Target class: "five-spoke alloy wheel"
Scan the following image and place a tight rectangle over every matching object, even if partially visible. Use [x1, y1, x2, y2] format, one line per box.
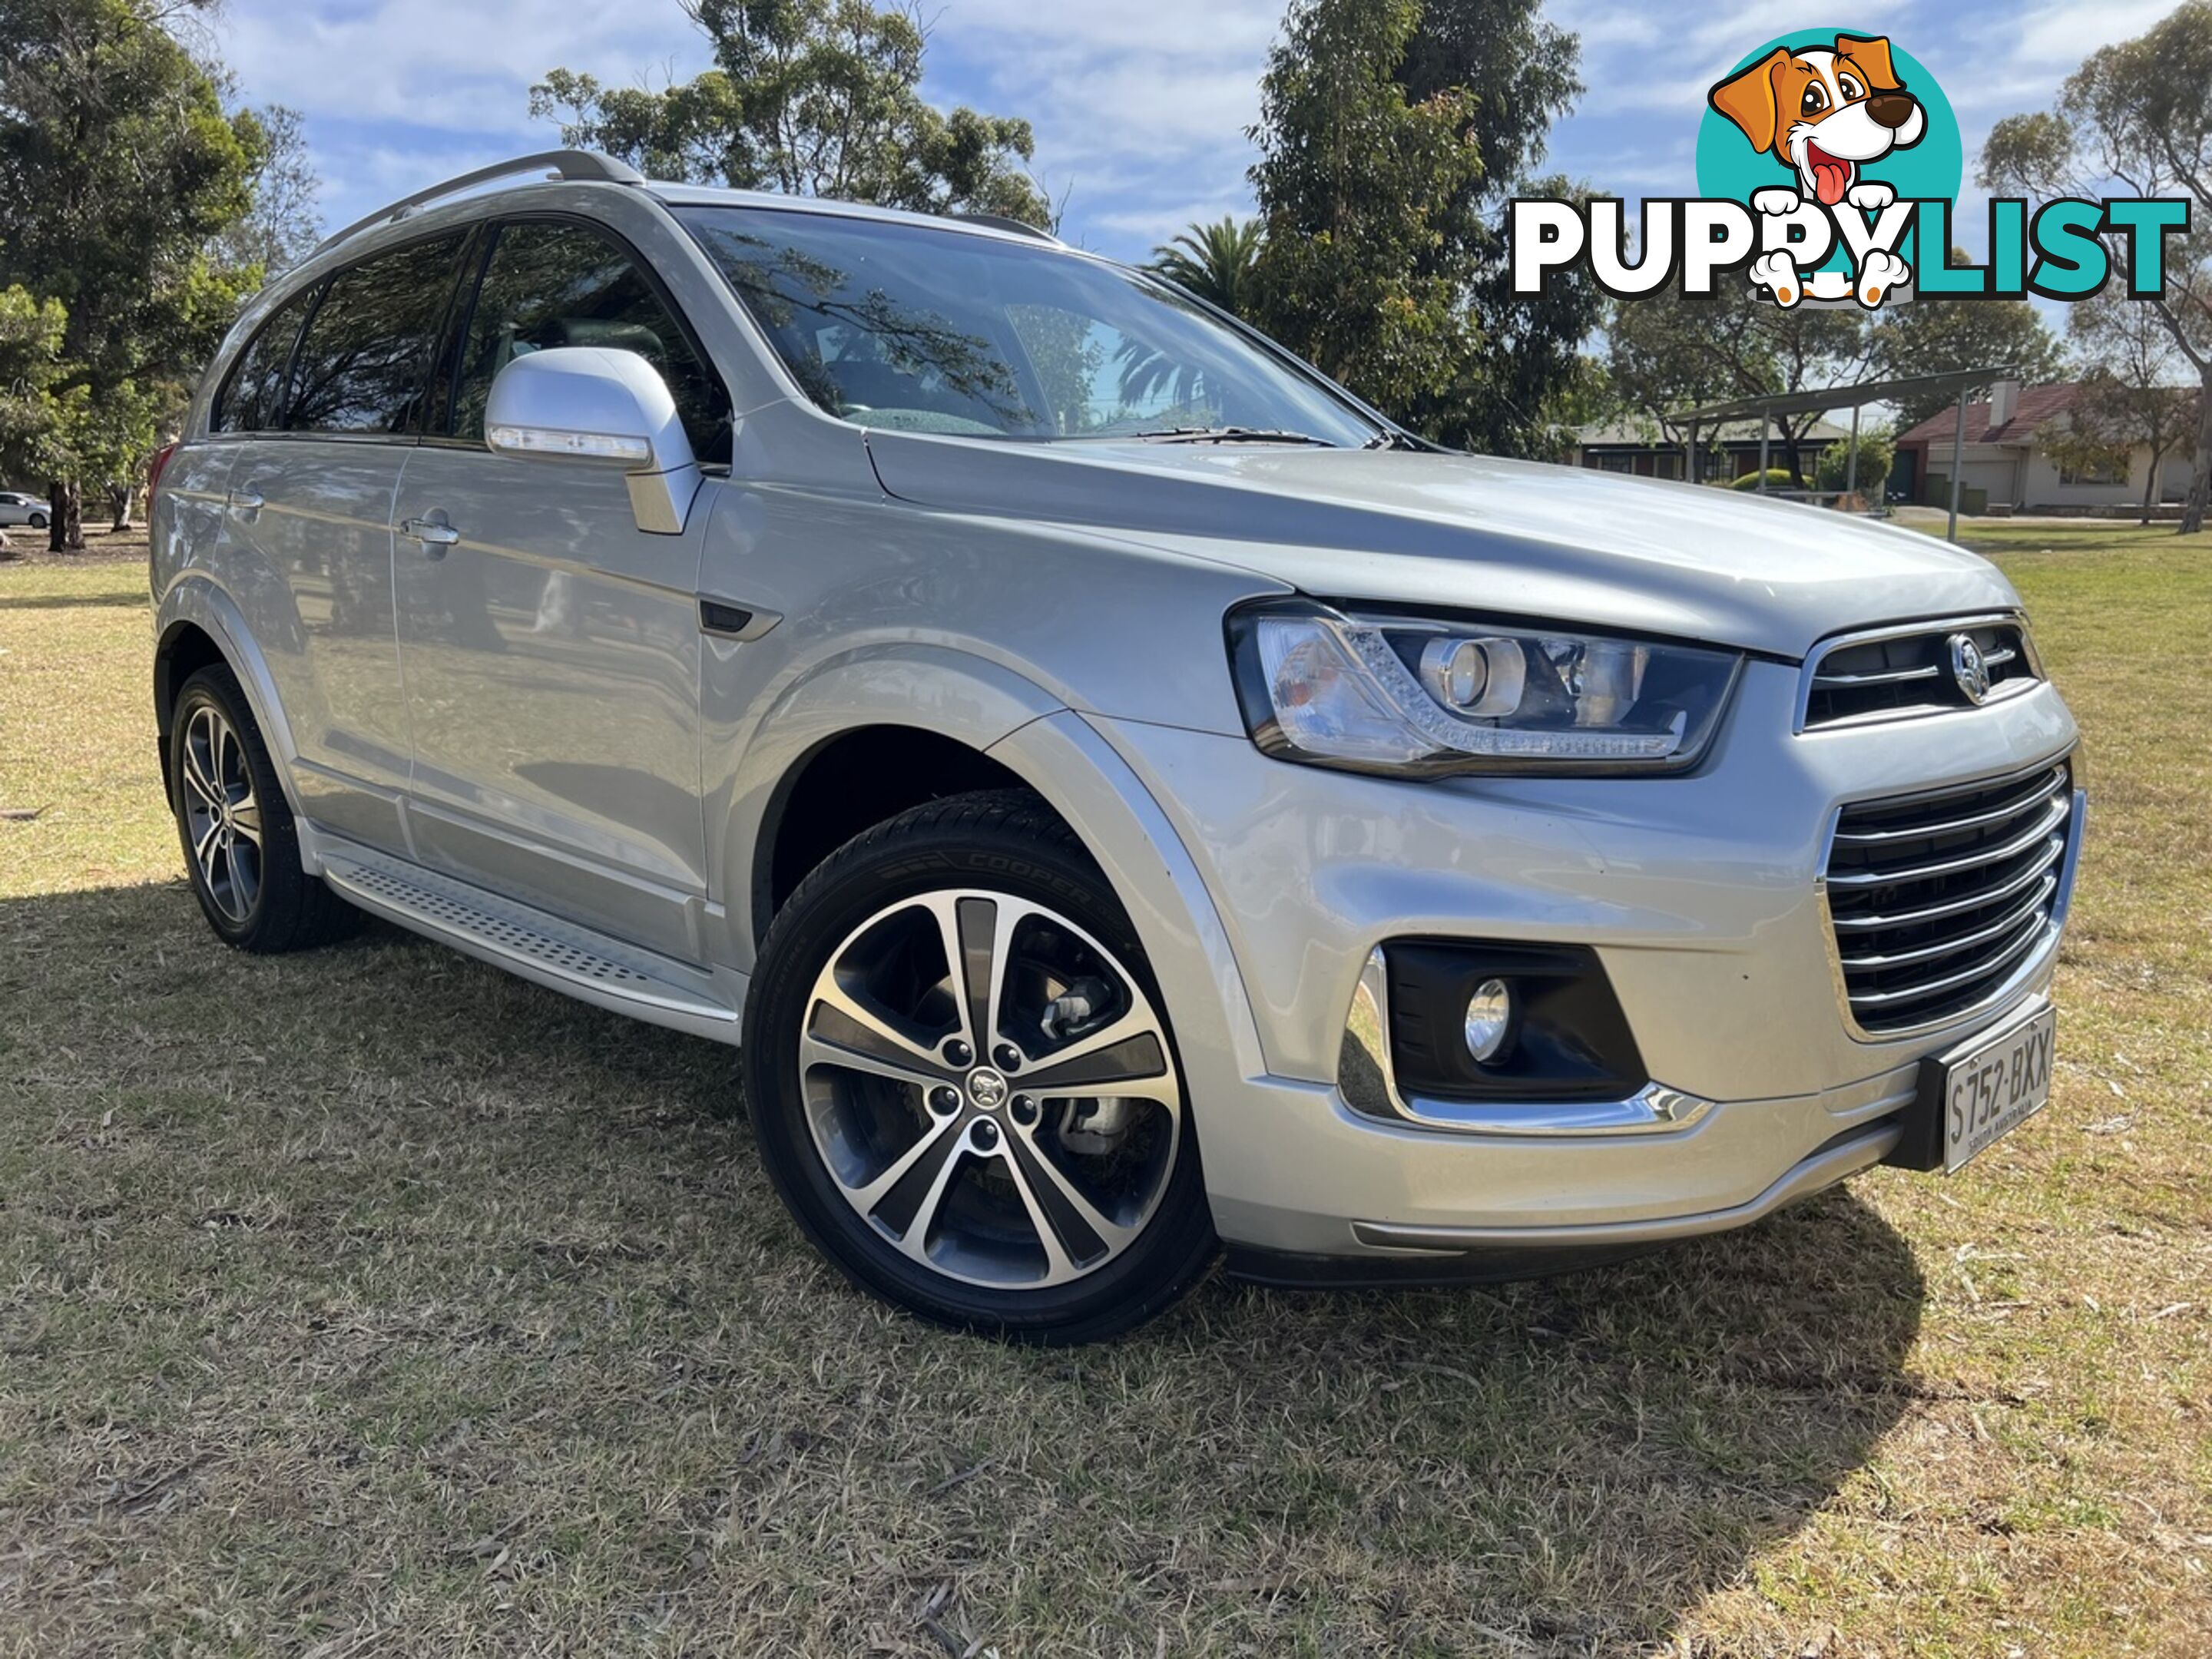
[167, 665, 359, 953]
[744, 792, 1215, 1342]
[177, 702, 264, 926]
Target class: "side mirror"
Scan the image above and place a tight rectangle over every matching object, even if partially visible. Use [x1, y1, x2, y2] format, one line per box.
[485, 347, 702, 535]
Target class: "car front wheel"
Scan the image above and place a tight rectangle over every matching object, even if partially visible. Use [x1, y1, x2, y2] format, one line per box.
[743, 790, 1215, 1343]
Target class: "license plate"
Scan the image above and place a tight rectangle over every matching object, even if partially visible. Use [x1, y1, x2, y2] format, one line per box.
[1940, 1004, 2058, 1173]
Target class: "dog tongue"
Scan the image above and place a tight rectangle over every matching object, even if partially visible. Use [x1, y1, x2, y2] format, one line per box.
[1813, 157, 1851, 206]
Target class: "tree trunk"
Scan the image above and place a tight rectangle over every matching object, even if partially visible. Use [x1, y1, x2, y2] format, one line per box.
[2183, 384, 2211, 536]
[2141, 458, 2158, 526]
[45, 479, 85, 553]
[109, 485, 134, 531]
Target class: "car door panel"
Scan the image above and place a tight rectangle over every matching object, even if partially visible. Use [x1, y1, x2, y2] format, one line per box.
[392, 450, 710, 958]
[384, 217, 728, 961]
[219, 445, 411, 849]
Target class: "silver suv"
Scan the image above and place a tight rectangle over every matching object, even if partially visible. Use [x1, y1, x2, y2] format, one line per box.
[149, 151, 2082, 1342]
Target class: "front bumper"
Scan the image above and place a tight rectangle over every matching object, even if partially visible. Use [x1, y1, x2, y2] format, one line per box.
[1081, 657, 2081, 1263]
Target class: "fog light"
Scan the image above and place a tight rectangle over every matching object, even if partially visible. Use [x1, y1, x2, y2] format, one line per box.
[1463, 979, 1513, 1064]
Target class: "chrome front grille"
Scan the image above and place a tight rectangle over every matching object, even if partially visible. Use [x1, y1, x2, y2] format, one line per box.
[1824, 760, 2077, 1035]
[1802, 619, 2039, 730]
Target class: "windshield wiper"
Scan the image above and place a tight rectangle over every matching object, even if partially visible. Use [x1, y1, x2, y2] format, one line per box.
[1361, 431, 1422, 451]
[1121, 426, 1341, 447]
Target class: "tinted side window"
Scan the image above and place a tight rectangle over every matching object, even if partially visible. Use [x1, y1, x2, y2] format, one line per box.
[452, 221, 731, 465]
[287, 234, 467, 435]
[214, 290, 316, 433]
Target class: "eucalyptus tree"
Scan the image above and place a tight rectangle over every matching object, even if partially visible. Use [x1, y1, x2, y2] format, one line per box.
[534, 0, 1051, 228]
[0, 0, 268, 545]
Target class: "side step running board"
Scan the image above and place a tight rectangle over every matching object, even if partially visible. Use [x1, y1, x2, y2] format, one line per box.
[320, 849, 741, 1041]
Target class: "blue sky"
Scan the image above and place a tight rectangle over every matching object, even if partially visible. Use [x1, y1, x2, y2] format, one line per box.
[218, 0, 2180, 264]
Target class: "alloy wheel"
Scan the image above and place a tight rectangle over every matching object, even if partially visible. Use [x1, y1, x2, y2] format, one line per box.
[178, 703, 263, 925]
[797, 889, 1182, 1290]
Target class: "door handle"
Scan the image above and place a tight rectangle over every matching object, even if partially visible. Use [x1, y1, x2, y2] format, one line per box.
[226, 488, 264, 513]
[399, 516, 462, 555]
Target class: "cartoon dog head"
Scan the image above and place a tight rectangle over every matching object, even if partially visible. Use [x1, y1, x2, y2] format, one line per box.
[1709, 35, 1926, 207]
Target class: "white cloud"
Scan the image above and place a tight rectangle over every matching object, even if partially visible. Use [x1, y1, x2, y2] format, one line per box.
[1091, 191, 1258, 247]
[220, 0, 703, 128]
[932, 0, 1282, 61]
[2001, 0, 2178, 67]
[921, 0, 1280, 250]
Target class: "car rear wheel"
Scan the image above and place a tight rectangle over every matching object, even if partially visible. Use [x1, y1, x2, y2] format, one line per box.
[168, 664, 359, 952]
[28, 511, 47, 530]
[743, 790, 1216, 1343]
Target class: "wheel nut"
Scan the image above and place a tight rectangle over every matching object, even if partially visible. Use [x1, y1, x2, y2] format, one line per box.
[972, 1119, 1001, 1150]
[1011, 1095, 1039, 1127]
[942, 1038, 973, 1068]
[930, 1086, 961, 1116]
[993, 1043, 1022, 1071]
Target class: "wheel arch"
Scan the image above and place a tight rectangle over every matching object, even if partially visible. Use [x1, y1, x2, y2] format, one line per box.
[750, 723, 1038, 947]
[720, 644, 1067, 954]
[719, 644, 1268, 1111]
[153, 582, 307, 817]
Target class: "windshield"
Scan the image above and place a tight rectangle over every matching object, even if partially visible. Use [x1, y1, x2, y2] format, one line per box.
[676, 205, 1381, 446]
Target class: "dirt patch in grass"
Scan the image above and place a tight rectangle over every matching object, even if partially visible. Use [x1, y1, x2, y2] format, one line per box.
[0, 523, 149, 568]
[2, 529, 2207, 1656]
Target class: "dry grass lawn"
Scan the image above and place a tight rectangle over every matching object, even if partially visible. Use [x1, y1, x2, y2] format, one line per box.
[0, 522, 2207, 1657]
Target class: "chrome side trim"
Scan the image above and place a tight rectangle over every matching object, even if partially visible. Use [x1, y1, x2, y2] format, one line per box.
[1337, 947, 1717, 1137]
[1349, 1119, 1902, 1253]
[1794, 612, 2042, 734]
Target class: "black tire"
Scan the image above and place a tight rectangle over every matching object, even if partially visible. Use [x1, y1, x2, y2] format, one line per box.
[743, 789, 1217, 1343]
[168, 664, 359, 953]
[28, 512, 46, 530]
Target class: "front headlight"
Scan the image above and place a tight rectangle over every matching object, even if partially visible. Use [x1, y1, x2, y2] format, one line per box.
[1227, 599, 1743, 777]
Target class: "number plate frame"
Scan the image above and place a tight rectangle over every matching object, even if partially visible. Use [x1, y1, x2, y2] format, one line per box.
[1936, 1002, 2058, 1174]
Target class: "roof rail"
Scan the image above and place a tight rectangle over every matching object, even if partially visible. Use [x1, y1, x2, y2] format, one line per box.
[949, 212, 1061, 244]
[310, 150, 646, 260]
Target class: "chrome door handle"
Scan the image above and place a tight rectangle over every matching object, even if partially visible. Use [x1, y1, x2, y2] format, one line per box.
[399, 517, 462, 552]
[226, 488, 264, 513]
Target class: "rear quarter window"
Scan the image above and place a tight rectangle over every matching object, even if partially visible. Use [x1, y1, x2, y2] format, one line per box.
[214, 290, 316, 434]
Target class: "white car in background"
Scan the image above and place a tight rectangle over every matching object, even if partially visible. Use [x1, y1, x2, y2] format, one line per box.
[0, 491, 50, 531]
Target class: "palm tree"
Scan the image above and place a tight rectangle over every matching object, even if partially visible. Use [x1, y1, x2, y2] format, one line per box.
[1148, 217, 1265, 319]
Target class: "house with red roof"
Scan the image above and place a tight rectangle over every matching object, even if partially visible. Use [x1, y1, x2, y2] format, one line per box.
[1896, 380, 2197, 515]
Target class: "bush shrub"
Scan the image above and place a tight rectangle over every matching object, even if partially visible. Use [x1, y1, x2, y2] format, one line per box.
[1816, 432, 1894, 495]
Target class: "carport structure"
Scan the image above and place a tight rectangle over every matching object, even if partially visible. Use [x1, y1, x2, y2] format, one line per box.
[1670, 366, 2020, 544]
